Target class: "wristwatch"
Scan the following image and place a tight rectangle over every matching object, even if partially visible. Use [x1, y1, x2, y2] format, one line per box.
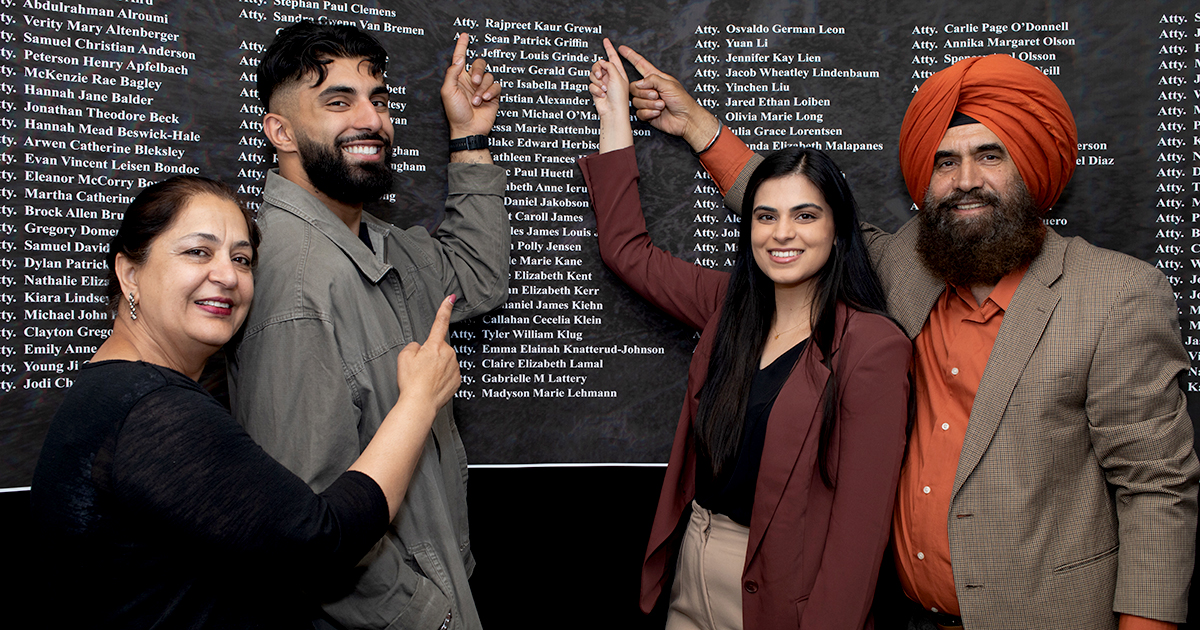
[448, 135, 489, 152]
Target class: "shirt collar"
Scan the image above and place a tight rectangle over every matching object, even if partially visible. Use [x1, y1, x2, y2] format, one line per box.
[262, 169, 393, 283]
[948, 264, 1029, 313]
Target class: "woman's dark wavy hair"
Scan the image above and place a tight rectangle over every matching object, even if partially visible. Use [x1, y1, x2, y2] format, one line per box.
[694, 148, 890, 488]
[257, 20, 388, 112]
[104, 176, 259, 315]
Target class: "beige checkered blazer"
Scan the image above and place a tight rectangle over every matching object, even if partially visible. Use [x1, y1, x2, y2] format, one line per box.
[865, 219, 1198, 629]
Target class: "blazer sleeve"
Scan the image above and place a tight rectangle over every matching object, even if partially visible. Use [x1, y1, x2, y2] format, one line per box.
[578, 147, 727, 330]
[1088, 264, 1199, 622]
[803, 315, 912, 629]
[698, 129, 763, 216]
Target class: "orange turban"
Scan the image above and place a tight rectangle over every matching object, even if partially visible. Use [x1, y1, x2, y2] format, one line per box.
[898, 54, 1077, 212]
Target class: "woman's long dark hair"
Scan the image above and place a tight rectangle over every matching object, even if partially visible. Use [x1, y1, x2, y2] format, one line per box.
[694, 148, 889, 488]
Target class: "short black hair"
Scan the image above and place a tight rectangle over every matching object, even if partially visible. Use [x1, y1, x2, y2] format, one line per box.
[105, 176, 260, 314]
[257, 20, 388, 111]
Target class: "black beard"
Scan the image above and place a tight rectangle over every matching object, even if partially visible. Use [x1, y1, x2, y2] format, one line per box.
[916, 181, 1046, 287]
[297, 131, 393, 204]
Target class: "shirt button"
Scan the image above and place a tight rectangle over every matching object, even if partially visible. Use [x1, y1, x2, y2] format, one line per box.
[917, 552, 925, 560]
[923, 486, 931, 494]
[950, 367, 959, 375]
[941, 423, 950, 431]
[744, 580, 758, 594]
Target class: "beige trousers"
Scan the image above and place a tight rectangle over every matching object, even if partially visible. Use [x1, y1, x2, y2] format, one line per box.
[665, 501, 750, 630]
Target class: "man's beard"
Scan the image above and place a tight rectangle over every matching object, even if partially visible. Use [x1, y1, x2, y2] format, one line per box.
[296, 131, 393, 204]
[916, 181, 1046, 287]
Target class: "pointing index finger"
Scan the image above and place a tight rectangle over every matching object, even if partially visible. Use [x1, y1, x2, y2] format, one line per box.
[444, 33, 469, 85]
[618, 45, 658, 78]
[428, 294, 456, 341]
[602, 38, 627, 81]
[453, 32, 469, 65]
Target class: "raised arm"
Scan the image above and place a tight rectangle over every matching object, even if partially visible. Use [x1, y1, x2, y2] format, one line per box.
[619, 45, 720, 152]
[590, 38, 633, 153]
[578, 39, 726, 330]
[442, 32, 499, 165]
[422, 34, 510, 318]
[116, 300, 460, 579]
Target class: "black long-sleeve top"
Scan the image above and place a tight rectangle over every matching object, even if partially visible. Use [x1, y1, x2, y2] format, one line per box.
[30, 360, 389, 629]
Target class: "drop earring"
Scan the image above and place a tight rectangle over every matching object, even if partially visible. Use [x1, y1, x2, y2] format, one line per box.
[128, 292, 138, 321]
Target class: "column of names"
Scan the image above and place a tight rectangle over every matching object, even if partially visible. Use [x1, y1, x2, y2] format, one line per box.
[14, 1, 194, 394]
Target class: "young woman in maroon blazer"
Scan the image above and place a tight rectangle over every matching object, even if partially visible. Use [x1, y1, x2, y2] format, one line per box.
[578, 40, 912, 630]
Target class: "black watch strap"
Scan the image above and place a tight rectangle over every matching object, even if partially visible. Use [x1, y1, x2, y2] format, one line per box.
[449, 135, 489, 152]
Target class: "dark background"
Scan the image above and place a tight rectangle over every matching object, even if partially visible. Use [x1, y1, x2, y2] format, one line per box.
[4, 0, 1199, 476]
[1, 0, 1198, 626]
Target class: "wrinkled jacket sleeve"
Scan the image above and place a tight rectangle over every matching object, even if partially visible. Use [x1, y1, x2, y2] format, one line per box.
[236, 315, 451, 630]
[697, 130, 762, 216]
[234, 316, 360, 495]
[425, 163, 511, 322]
[1092, 265, 1198, 622]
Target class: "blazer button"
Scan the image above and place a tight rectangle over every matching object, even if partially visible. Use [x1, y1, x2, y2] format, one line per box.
[744, 580, 758, 593]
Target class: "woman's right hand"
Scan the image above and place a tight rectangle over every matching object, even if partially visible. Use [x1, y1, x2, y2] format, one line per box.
[588, 38, 633, 153]
[352, 295, 461, 518]
[396, 295, 461, 410]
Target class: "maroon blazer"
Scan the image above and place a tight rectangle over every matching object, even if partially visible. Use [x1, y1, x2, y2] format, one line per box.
[580, 148, 911, 629]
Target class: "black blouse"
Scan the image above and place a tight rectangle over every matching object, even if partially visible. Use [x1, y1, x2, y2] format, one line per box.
[30, 360, 389, 629]
[696, 339, 807, 526]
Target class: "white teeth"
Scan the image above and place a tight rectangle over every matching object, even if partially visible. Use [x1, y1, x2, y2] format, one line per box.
[770, 250, 800, 259]
[343, 145, 379, 155]
[956, 202, 985, 210]
[196, 300, 229, 308]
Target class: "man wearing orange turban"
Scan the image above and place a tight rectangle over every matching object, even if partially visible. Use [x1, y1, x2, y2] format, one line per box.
[616, 49, 1197, 630]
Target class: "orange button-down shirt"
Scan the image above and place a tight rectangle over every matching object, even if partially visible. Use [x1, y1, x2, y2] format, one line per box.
[891, 270, 1025, 616]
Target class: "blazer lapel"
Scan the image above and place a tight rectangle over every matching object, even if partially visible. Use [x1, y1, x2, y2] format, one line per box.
[952, 230, 1066, 499]
[878, 219, 946, 338]
[744, 313, 836, 567]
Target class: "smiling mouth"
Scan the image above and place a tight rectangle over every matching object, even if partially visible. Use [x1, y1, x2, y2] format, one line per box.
[343, 145, 381, 156]
[770, 249, 801, 260]
[195, 299, 233, 315]
[954, 200, 989, 212]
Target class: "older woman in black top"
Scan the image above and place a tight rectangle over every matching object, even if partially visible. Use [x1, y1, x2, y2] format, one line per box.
[31, 176, 461, 628]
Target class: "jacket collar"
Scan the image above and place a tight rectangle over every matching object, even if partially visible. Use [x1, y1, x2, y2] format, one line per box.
[262, 169, 393, 284]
